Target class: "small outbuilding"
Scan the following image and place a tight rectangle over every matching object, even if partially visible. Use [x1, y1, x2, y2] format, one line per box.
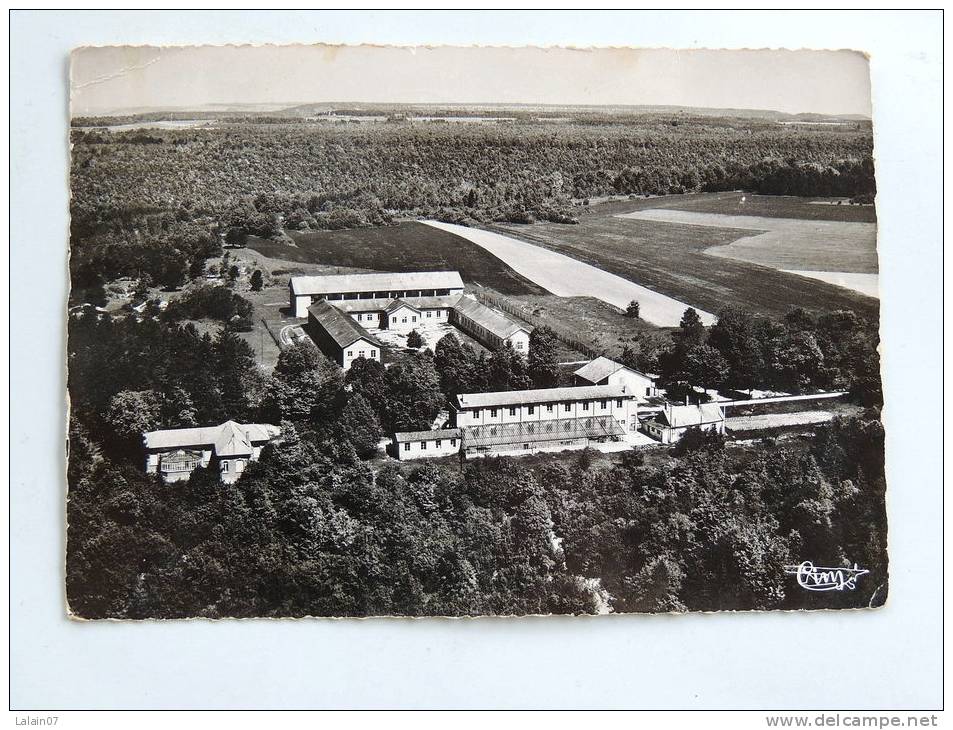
[641, 403, 726, 444]
[392, 428, 462, 460]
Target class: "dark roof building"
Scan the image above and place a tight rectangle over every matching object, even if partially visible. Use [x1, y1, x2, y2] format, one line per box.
[307, 300, 383, 369]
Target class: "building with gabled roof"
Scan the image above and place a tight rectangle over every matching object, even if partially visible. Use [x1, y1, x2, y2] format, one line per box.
[290, 270, 464, 317]
[306, 300, 383, 370]
[143, 420, 281, 483]
[450, 296, 532, 354]
[573, 356, 658, 398]
[641, 403, 726, 444]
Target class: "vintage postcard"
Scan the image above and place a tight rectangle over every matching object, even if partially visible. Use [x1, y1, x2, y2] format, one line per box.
[66, 44, 885, 619]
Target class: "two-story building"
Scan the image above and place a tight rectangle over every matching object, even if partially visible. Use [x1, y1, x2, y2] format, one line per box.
[573, 356, 658, 398]
[450, 384, 640, 456]
[143, 420, 281, 483]
[306, 300, 383, 370]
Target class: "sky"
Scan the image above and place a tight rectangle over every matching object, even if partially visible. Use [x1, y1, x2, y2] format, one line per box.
[70, 44, 872, 117]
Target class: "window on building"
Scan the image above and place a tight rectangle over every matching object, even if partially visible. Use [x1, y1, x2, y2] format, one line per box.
[402, 317, 407, 324]
[370, 350, 377, 358]
[450, 438, 456, 446]
[528, 406, 535, 415]
[221, 461, 229, 472]
[509, 407, 516, 416]
[616, 399, 623, 408]
[472, 409, 480, 419]
[646, 387, 651, 396]
[358, 350, 365, 358]
[582, 402, 589, 411]
[347, 350, 353, 357]
[546, 404, 553, 413]
[435, 439, 442, 448]
[515, 341, 524, 350]
[436, 311, 442, 318]
[490, 408, 498, 417]
[600, 400, 607, 409]
[564, 403, 572, 412]
[421, 441, 427, 450]
[427, 312, 432, 318]
[412, 316, 417, 322]
[392, 317, 397, 324]
[403, 442, 410, 451]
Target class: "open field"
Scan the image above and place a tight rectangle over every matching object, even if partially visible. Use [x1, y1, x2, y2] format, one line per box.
[617, 209, 877, 274]
[424, 220, 716, 327]
[590, 191, 877, 223]
[488, 193, 880, 322]
[247, 221, 545, 296]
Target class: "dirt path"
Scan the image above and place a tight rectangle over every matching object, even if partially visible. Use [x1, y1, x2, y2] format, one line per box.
[421, 220, 715, 327]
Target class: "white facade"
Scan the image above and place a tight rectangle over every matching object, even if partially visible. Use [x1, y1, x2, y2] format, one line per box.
[342, 337, 382, 370]
[455, 393, 638, 433]
[505, 329, 531, 354]
[393, 430, 461, 460]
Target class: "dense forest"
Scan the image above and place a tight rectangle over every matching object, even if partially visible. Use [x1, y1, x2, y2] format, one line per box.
[68, 116, 875, 289]
[67, 301, 886, 618]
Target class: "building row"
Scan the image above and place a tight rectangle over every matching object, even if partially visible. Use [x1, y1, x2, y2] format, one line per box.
[296, 271, 531, 369]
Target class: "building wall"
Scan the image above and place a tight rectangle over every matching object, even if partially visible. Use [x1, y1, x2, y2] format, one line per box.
[292, 285, 464, 318]
[395, 435, 460, 460]
[351, 311, 383, 329]
[342, 338, 382, 370]
[504, 330, 531, 355]
[643, 420, 726, 444]
[453, 395, 639, 432]
[607, 369, 657, 397]
[385, 305, 423, 333]
[147, 445, 271, 483]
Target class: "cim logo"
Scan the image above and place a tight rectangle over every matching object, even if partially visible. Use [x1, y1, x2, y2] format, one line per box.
[784, 561, 870, 592]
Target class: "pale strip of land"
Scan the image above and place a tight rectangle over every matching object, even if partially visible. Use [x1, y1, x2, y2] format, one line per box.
[421, 220, 716, 327]
[727, 411, 844, 430]
[615, 209, 878, 276]
[782, 270, 879, 299]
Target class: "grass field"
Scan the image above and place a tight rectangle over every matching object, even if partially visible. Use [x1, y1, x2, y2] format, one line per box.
[247, 221, 545, 296]
[488, 193, 880, 322]
[591, 191, 877, 223]
[618, 209, 878, 274]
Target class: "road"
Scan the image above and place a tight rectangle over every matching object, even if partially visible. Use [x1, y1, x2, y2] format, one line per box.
[421, 220, 716, 327]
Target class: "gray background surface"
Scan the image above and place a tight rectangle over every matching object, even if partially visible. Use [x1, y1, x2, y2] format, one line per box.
[9, 9, 943, 710]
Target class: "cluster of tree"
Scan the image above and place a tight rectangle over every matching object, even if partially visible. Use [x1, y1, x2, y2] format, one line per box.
[69, 206, 222, 292]
[549, 412, 886, 612]
[66, 401, 886, 617]
[70, 118, 874, 241]
[701, 157, 877, 198]
[162, 285, 255, 331]
[69, 313, 265, 464]
[433, 328, 560, 398]
[620, 306, 881, 406]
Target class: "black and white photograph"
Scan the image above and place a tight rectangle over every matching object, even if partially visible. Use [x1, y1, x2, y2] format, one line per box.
[63, 42, 889, 620]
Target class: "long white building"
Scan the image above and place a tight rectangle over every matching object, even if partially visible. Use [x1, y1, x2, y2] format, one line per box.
[450, 384, 640, 456]
[290, 270, 465, 318]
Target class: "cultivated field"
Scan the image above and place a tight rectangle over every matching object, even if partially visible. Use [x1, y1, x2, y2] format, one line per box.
[617, 209, 877, 274]
[247, 221, 545, 296]
[488, 193, 880, 321]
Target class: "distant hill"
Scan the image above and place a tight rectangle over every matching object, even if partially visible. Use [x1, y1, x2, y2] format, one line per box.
[73, 101, 871, 123]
